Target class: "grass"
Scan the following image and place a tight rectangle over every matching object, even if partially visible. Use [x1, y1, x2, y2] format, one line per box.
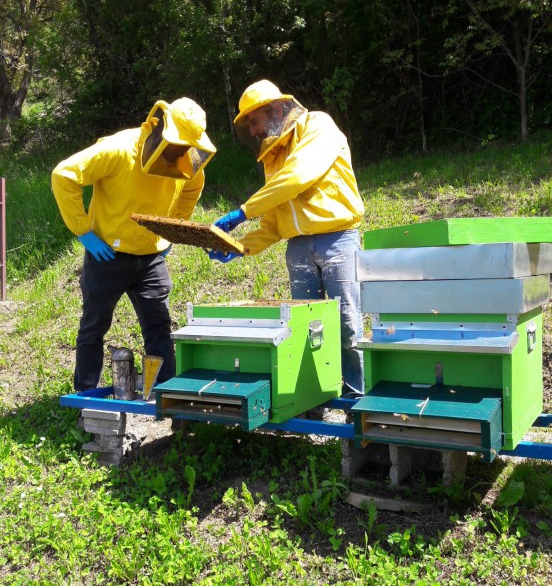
[1, 134, 552, 584]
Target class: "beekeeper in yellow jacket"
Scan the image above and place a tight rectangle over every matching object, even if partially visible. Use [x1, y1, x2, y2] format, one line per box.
[211, 80, 365, 398]
[52, 98, 216, 392]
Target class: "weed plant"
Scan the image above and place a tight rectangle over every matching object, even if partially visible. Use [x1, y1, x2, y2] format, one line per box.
[1, 134, 552, 584]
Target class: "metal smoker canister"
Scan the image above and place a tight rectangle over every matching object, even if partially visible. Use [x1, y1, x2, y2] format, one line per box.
[109, 346, 136, 401]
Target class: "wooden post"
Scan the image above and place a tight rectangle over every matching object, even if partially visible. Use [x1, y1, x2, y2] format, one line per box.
[0, 177, 6, 301]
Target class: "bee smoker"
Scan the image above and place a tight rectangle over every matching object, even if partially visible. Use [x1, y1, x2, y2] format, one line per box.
[108, 345, 137, 401]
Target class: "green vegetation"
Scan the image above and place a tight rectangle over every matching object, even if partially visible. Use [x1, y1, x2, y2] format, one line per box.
[1, 135, 552, 584]
[3, 2, 552, 157]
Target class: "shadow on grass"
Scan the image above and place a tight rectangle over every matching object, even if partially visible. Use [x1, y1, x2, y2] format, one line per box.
[106, 417, 552, 556]
[3, 397, 551, 560]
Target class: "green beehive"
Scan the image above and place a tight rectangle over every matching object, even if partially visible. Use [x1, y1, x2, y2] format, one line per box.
[356, 309, 541, 459]
[155, 300, 342, 427]
[353, 218, 552, 460]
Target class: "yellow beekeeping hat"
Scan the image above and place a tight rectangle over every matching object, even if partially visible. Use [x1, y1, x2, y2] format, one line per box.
[141, 97, 216, 178]
[154, 98, 215, 153]
[234, 80, 295, 124]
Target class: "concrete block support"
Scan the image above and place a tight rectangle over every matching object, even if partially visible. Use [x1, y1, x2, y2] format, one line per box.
[80, 409, 173, 466]
[341, 440, 469, 487]
[388, 444, 442, 486]
[82, 415, 127, 436]
[441, 449, 468, 486]
[340, 439, 391, 478]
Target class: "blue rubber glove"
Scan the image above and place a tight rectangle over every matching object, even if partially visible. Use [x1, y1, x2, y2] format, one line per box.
[214, 208, 247, 233]
[208, 250, 243, 263]
[159, 244, 173, 258]
[77, 231, 115, 262]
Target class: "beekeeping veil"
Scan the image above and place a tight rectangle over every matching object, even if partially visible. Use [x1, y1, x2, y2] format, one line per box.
[141, 98, 216, 179]
[234, 80, 306, 163]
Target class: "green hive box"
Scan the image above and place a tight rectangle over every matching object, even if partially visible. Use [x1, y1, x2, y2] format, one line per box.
[159, 300, 342, 425]
[155, 369, 271, 431]
[358, 309, 542, 457]
[352, 383, 503, 461]
[355, 218, 552, 457]
[364, 217, 552, 249]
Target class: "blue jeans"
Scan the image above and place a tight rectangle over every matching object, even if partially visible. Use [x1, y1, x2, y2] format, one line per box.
[285, 229, 364, 397]
[75, 251, 175, 391]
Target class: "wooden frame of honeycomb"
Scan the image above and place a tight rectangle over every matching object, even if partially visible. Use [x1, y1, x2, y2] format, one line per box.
[130, 213, 245, 254]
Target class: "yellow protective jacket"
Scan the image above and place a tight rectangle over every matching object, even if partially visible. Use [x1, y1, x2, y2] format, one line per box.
[51, 127, 204, 255]
[239, 110, 364, 256]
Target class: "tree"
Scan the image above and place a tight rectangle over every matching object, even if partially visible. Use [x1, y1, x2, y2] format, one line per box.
[296, 0, 391, 155]
[378, 0, 438, 153]
[440, 0, 552, 142]
[0, 0, 64, 142]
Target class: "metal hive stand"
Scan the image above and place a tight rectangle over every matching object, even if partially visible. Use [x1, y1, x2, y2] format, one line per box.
[59, 390, 552, 461]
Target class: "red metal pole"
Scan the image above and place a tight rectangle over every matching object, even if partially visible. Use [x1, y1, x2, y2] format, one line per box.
[0, 177, 5, 301]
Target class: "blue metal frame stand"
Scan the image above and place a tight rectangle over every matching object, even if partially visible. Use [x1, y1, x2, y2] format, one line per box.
[60, 391, 552, 461]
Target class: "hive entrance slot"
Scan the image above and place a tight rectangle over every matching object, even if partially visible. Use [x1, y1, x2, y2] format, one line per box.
[361, 417, 483, 449]
[161, 396, 243, 418]
[160, 392, 242, 406]
[361, 413, 481, 434]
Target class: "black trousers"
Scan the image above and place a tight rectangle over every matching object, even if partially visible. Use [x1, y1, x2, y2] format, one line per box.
[74, 251, 176, 391]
